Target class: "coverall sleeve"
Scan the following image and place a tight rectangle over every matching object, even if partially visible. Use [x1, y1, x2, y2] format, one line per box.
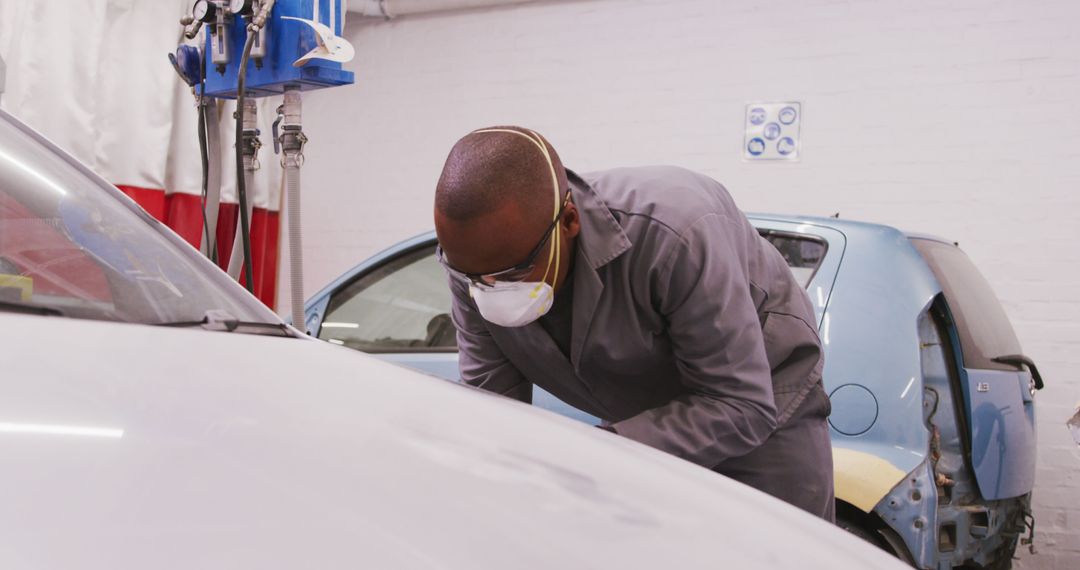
[613, 214, 778, 468]
[447, 276, 533, 404]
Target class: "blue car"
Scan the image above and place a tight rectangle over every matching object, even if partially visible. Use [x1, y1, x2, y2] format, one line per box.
[304, 215, 1042, 569]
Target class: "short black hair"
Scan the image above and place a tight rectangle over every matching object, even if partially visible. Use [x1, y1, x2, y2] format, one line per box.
[435, 126, 565, 223]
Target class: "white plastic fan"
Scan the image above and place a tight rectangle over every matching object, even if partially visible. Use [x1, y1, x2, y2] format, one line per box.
[281, 0, 355, 66]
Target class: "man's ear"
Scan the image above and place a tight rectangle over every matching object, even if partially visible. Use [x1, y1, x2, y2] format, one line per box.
[563, 200, 581, 239]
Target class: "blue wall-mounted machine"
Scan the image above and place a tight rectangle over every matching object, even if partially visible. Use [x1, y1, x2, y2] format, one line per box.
[185, 0, 355, 99]
[171, 0, 355, 329]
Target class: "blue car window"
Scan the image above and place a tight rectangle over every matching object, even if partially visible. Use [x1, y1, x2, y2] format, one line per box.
[318, 245, 457, 352]
[759, 231, 827, 287]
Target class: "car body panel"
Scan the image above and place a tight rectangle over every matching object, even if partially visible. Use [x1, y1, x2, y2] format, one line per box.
[832, 446, 909, 512]
[0, 313, 906, 570]
[378, 352, 600, 424]
[806, 219, 942, 498]
[963, 368, 1038, 501]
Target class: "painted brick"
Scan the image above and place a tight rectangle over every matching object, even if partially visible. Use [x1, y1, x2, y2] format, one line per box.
[289, 1, 1080, 566]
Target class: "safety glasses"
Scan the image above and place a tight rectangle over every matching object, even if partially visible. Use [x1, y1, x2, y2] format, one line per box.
[437, 191, 571, 287]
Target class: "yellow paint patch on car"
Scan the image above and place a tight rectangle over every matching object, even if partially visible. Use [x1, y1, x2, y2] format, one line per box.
[834, 447, 908, 512]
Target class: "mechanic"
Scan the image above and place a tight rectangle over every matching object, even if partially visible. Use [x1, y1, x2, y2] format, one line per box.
[433, 126, 834, 520]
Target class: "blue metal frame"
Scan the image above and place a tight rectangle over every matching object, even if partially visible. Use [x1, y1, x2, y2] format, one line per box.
[201, 0, 354, 99]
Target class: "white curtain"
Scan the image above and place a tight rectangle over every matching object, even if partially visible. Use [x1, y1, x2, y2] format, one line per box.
[0, 0, 281, 209]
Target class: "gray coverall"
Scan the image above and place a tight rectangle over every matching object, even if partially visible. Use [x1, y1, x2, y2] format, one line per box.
[449, 165, 834, 520]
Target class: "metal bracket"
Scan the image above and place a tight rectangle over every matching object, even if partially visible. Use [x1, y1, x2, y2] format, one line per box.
[235, 97, 261, 171]
[276, 97, 306, 167]
[278, 129, 307, 168]
[236, 127, 262, 171]
[1020, 512, 1037, 554]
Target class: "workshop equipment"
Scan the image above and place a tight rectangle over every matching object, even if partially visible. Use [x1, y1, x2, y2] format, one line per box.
[172, 0, 354, 329]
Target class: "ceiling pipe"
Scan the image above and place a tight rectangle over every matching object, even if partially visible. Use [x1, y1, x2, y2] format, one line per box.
[348, 0, 549, 20]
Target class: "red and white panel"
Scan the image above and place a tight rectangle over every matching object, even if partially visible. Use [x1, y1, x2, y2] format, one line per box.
[0, 0, 282, 309]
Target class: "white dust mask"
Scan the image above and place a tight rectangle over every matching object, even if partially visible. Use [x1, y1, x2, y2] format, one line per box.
[469, 278, 555, 328]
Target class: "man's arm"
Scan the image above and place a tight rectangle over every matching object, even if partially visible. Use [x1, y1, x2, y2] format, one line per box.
[448, 277, 532, 403]
[613, 214, 777, 468]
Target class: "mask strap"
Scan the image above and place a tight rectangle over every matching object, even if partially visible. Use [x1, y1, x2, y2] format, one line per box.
[470, 128, 563, 299]
[524, 128, 561, 301]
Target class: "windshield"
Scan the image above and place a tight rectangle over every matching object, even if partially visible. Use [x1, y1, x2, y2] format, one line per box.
[0, 111, 280, 325]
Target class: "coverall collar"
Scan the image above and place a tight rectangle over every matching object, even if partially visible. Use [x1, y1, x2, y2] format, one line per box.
[566, 169, 633, 268]
[563, 168, 632, 370]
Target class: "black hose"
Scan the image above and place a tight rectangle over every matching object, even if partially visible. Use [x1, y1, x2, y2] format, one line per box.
[234, 29, 257, 293]
[198, 85, 217, 263]
[197, 104, 216, 262]
[197, 103, 211, 251]
[197, 60, 216, 263]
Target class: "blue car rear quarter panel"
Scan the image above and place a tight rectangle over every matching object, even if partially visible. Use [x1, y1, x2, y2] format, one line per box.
[808, 218, 941, 478]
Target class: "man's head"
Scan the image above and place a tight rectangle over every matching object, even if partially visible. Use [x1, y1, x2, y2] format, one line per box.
[434, 126, 579, 296]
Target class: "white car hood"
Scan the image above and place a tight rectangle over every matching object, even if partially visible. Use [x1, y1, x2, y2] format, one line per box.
[0, 314, 903, 569]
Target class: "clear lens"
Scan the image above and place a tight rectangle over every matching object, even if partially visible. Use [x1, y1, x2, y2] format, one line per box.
[435, 246, 536, 285]
[488, 266, 536, 283]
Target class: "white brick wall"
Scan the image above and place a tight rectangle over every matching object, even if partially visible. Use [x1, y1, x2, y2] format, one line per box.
[291, 1, 1080, 565]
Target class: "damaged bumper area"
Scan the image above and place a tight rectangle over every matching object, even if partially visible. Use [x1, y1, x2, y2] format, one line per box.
[872, 310, 1035, 569]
